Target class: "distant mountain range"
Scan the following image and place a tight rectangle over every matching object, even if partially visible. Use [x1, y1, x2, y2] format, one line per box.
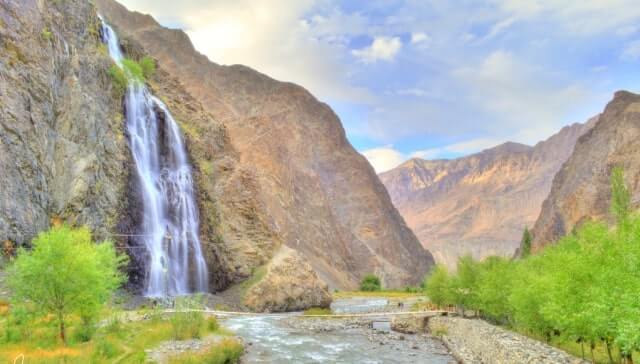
[380, 117, 597, 268]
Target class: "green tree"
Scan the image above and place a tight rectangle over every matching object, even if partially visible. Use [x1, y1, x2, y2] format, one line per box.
[450, 255, 481, 309]
[7, 226, 127, 343]
[475, 257, 513, 323]
[424, 265, 452, 307]
[360, 274, 381, 291]
[611, 166, 631, 227]
[520, 227, 532, 257]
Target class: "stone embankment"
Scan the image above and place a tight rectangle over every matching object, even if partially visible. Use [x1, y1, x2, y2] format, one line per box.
[427, 316, 587, 364]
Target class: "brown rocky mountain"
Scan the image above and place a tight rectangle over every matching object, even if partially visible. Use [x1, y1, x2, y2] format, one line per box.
[1, 0, 433, 310]
[532, 91, 640, 250]
[0, 0, 128, 247]
[101, 0, 434, 290]
[380, 121, 595, 268]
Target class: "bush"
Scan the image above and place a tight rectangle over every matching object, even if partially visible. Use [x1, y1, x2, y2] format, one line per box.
[139, 56, 156, 79]
[121, 58, 145, 83]
[108, 64, 127, 95]
[171, 310, 204, 340]
[360, 274, 381, 291]
[94, 338, 121, 359]
[41, 28, 52, 41]
[424, 265, 451, 307]
[206, 316, 220, 332]
[169, 338, 243, 364]
[6, 226, 127, 343]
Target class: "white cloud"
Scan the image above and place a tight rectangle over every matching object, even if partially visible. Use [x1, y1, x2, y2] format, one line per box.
[361, 146, 407, 173]
[621, 40, 640, 61]
[411, 32, 429, 44]
[352, 36, 402, 63]
[483, 17, 517, 40]
[116, 0, 372, 103]
[396, 88, 428, 97]
[494, 0, 640, 35]
[453, 50, 592, 143]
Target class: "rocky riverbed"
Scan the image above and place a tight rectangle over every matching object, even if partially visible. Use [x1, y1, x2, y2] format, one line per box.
[221, 297, 457, 363]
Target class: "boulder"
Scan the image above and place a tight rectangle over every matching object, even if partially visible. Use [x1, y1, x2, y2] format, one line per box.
[243, 246, 332, 312]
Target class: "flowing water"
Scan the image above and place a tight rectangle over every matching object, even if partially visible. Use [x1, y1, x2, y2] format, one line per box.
[100, 19, 208, 297]
[224, 298, 455, 363]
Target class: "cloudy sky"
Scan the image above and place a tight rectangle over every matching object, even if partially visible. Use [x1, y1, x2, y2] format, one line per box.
[118, 0, 640, 172]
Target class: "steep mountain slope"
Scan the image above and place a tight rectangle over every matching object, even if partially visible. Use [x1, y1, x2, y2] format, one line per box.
[96, 0, 433, 289]
[532, 91, 640, 250]
[0, 0, 127, 247]
[380, 121, 595, 268]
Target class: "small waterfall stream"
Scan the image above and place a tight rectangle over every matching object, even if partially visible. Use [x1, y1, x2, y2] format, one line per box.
[100, 19, 208, 297]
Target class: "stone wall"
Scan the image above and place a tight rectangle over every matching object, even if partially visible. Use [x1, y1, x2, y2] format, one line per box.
[427, 317, 587, 364]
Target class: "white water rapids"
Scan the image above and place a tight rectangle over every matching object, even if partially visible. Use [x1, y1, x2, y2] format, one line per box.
[100, 19, 208, 297]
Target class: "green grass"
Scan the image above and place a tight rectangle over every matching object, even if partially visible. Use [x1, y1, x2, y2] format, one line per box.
[333, 290, 424, 299]
[303, 307, 332, 316]
[0, 304, 239, 364]
[169, 338, 243, 364]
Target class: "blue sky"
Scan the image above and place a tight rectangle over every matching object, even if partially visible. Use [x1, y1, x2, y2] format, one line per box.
[118, 0, 640, 172]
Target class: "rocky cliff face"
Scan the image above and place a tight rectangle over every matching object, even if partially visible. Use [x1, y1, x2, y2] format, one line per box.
[95, 0, 433, 289]
[0, 0, 127, 248]
[380, 121, 594, 268]
[532, 91, 640, 250]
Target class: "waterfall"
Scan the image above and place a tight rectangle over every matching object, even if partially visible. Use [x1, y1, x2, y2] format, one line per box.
[100, 18, 209, 297]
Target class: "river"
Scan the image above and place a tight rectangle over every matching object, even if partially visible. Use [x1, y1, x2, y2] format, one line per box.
[223, 298, 456, 363]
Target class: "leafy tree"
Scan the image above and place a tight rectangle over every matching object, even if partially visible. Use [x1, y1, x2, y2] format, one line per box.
[520, 227, 532, 257]
[360, 274, 381, 291]
[424, 265, 452, 307]
[611, 166, 631, 226]
[450, 255, 481, 309]
[7, 226, 127, 343]
[475, 257, 513, 323]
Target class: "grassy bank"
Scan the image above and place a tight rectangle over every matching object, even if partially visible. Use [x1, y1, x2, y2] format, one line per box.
[0, 303, 242, 364]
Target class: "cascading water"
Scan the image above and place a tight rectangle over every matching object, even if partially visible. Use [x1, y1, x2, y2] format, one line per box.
[100, 18, 208, 297]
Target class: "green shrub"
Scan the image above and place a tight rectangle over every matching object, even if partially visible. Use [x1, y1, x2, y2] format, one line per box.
[122, 58, 145, 83]
[108, 64, 127, 95]
[424, 265, 451, 307]
[206, 316, 220, 332]
[139, 56, 156, 79]
[360, 274, 381, 291]
[170, 310, 205, 340]
[94, 338, 121, 359]
[73, 321, 96, 343]
[41, 28, 52, 41]
[169, 338, 243, 364]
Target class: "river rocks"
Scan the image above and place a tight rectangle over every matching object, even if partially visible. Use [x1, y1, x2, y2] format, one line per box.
[0, 0, 128, 246]
[243, 247, 332, 312]
[428, 317, 587, 364]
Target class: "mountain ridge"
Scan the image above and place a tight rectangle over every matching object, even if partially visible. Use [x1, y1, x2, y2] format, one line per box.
[380, 119, 596, 267]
